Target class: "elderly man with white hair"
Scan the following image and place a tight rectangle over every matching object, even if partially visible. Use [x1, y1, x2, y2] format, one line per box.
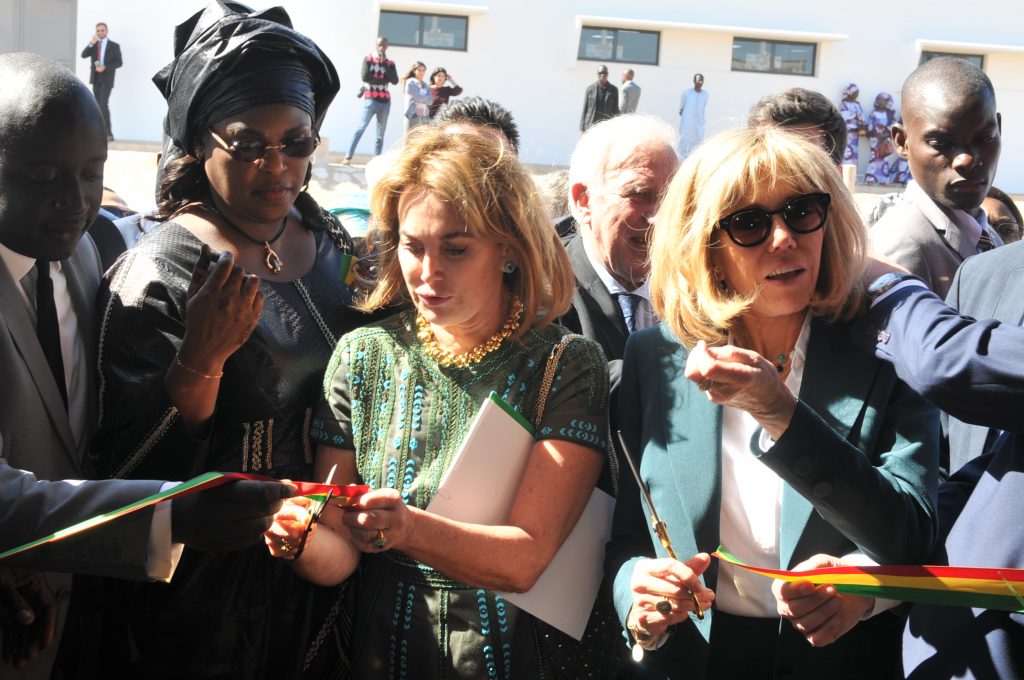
[558, 114, 679, 363]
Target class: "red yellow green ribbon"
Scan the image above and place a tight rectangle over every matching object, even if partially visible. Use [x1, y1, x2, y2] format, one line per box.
[713, 547, 1024, 612]
[0, 472, 369, 562]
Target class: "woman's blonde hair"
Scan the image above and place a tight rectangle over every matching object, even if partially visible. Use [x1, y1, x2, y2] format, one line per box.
[650, 126, 867, 347]
[361, 125, 574, 338]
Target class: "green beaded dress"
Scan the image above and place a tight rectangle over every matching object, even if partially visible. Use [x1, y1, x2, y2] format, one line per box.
[312, 310, 609, 679]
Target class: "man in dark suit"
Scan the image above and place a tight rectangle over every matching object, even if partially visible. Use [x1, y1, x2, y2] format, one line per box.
[869, 57, 1003, 299]
[559, 114, 678, 364]
[776, 270, 1024, 679]
[580, 64, 620, 133]
[80, 22, 122, 141]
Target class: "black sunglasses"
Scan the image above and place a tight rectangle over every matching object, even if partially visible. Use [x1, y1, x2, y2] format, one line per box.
[718, 192, 831, 247]
[208, 128, 320, 163]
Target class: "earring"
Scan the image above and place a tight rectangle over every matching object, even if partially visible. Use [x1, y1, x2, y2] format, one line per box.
[501, 261, 517, 274]
[713, 267, 728, 292]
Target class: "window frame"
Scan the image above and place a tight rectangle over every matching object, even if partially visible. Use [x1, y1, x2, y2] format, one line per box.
[919, 50, 985, 70]
[378, 9, 469, 52]
[731, 37, 818, 77]
[577, 25, 661, 66]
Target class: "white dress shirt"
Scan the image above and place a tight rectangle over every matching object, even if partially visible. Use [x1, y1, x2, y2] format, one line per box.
[581, 236, 656, 331]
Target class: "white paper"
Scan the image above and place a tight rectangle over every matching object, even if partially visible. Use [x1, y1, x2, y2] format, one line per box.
[426, 393, 534, 524]
[426, 393, 616, 640]
[500, 488, 615, 640]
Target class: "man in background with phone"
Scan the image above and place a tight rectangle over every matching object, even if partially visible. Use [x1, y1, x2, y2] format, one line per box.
[80, 22, 122, 141]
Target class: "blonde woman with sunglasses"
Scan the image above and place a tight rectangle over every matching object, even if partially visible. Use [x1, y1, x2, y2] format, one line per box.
[606, 126, 939, 679]
[90, 4, 370, 677]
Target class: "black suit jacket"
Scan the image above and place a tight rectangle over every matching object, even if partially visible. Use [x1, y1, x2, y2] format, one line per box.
[557, 234, 629, 362]
[80, 39, 123, 86]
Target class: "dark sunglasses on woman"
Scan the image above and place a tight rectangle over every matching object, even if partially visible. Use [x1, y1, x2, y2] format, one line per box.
[208, 128, 320, 163]
[718, 192, 831, 247]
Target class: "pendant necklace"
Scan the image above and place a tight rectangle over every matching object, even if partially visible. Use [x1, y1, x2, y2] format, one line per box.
[216, 210, 288, 274]
[774, 350, 794, 374]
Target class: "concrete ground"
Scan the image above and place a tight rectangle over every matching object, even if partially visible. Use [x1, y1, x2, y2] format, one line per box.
[104, 142, 1018, 226]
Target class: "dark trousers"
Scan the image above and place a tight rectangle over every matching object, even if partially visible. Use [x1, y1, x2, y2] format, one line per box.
[92, 78, 114, 136]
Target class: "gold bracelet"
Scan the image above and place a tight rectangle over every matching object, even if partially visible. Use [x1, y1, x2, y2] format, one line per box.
[174, 355, 223, 380]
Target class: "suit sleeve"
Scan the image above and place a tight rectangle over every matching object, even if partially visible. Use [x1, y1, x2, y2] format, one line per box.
[0, 458, 162, 579]
[580, 87, 590, 132]
[107, 42, 123, 70]
[758, 380, 939, 564]
[862, 285, 1024, 431]
[81, 44, 95, 59]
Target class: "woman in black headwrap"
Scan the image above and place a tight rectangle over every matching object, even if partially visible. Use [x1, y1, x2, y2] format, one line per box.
[91, 2, 365, 677]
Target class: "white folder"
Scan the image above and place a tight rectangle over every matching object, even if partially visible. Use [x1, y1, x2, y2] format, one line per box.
[425, 392, 614, 640]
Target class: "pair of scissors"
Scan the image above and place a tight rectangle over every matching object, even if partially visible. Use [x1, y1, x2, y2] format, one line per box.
[294, 463, 337, 560]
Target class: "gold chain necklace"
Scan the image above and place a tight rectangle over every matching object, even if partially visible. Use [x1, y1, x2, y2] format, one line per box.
[416, 296, 524, 368]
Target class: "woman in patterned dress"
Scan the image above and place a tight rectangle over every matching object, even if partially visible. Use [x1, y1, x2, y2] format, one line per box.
[267, 125, 613, 679]
[91, 3, 366, 677]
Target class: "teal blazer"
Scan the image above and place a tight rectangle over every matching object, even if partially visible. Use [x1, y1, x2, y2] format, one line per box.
[606, 318, 939, 678]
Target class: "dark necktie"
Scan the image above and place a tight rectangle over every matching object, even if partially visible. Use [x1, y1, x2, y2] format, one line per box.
[35, 260, 68, 409]
[617, 293, 641, 334]
[977, 229, 996, 253]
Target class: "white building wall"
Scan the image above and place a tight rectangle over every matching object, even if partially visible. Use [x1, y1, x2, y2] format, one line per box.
[76, 0, 1024, 191]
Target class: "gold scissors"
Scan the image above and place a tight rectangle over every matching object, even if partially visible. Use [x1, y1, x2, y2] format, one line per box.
[617, 431, 704, 620]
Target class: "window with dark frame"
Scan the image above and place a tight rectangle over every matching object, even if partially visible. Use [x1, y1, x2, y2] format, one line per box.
[379, 10, 468, 51]
[920, 51, 984, 70]
[731, 37, 816, 76]
[578, 26, 660, 66]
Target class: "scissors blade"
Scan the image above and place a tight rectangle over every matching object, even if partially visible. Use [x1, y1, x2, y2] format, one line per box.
[616, 431, 661, 524]
[313, 463, 338, 518]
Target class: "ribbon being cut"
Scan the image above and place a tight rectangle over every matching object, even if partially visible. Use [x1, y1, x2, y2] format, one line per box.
[713, 547, 1024, 613]
[0, 471, 368, 562]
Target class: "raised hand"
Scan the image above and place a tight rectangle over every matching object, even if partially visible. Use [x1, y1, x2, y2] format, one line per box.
[178, 247, 264, 376]
[685, 340, 797, 439]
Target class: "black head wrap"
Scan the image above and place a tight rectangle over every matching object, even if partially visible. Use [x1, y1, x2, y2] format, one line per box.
[154, 1, 339, 159]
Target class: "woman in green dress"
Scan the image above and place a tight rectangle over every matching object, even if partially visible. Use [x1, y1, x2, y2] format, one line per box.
[267, 125, 613, 678]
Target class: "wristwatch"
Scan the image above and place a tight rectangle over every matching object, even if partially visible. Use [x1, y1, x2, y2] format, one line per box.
[866, 272, 918, 299]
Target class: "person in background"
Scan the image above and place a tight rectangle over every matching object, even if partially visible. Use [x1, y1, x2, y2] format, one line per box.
[403, 61, 432, 131]
[343, 36, 398, 164]
[864, 93, 903, 185]
[266, 125, 613, 679]
[91, 3, 365, 677]
[678, 73, 709, 159]
[748, 87, 847, 166]
[427, 66, 463, 118]
[581, 64, 619, 133]
[434, 96, 520, 152]
[607, 127, 937, 679]
[982, 186, 1022, 244]
[79, 22, 122, 141]
[620, 69, 641, 114]
[870, 57, 1004, 299]
[838, 83, 866, 164]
